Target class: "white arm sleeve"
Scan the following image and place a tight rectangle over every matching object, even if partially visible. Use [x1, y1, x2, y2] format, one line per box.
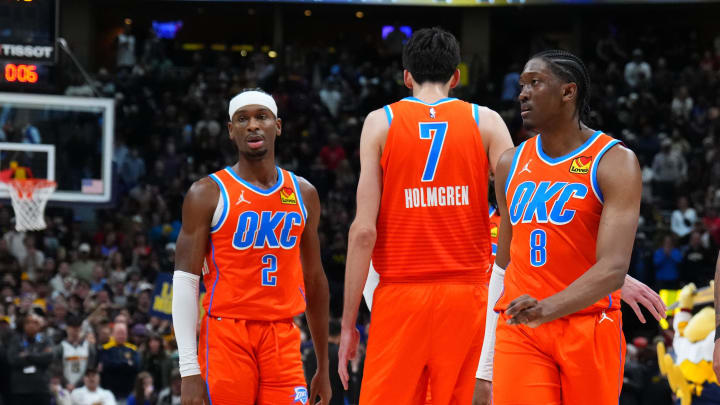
[363, 262, 380, 311]
[172, 270, 201, 377]
[476, 263, 505, 381]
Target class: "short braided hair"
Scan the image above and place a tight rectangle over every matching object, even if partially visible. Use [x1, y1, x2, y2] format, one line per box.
[532, 50, 592, 128]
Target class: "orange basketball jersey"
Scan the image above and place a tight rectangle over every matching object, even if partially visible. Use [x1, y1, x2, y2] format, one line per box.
[372, 97, 491, 283]
[496, 131, 622, 313]
[202, 166, 307, 320]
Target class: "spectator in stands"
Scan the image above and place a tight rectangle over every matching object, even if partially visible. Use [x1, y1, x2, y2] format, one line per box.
[55, 314, 96, 390]
[20, 236, 44, 282]
[671, 196, 697, 243]
[156, 368, 180, 405]
[70, 368, 116, 405]
[141, 334, 170, 391]
[50, 374, 72, 405]
[625, 49, 652, 89]
[652, 138, 687, 206]
[6, 312, 53, 405]
[501, 63, 521, 104]
[654, 235, 683, 289]
[671, 86, 694, 122]
[70, 244, 95, 282]
[120, 149, 146, 191]
[320, 134, 347, 171]
[117, 24, 136, 72]
[98, 323, 140, 401]
[681, 231, 713, 285]
[90, 265, 108, 293]
[126, 371, 155, 405]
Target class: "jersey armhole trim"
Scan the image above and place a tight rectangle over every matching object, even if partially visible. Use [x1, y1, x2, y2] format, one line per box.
[472, 103, 480, 127]
[289, 171, 308, 222]
[504, 141, 527, 195]
[383, 105, 393, 126]
[208, 174, 229, 233]
[590, 139, 621, 204]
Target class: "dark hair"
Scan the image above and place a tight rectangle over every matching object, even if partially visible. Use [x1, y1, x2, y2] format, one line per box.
[402, 27, 460, 85]
[66, 314, 83, 327]
[531, 50, 592, 128]
[133, 371, 153, 404]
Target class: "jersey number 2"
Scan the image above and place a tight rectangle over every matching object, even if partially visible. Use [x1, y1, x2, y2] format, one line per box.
[419, 122, 448, 182]
[261, 254, 277, 286]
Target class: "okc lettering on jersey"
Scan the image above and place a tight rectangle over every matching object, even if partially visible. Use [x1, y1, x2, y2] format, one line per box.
[404, 185, 469, 208]
[509, 180, 588, 225]
[232, 210, 303, 250]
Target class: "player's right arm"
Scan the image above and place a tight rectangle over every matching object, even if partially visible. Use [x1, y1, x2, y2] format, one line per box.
[338, 108, 387, 390]
[172, 177, 218, 405]
[476, 106, 514, 175]
[473, 147, 515, 405]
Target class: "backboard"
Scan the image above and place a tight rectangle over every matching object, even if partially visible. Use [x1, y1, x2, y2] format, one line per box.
[0, 92, 114, 203]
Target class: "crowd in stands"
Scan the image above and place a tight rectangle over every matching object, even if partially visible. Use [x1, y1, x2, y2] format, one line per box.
[1, 19, 719, 405]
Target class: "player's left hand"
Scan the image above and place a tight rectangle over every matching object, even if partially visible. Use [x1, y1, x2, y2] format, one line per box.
[506, 294, 547, 328]
[309, 369, 332, 405]
[620, 274, 667, 323]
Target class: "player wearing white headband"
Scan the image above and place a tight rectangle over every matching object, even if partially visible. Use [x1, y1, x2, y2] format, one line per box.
[172, 88, 331, 405]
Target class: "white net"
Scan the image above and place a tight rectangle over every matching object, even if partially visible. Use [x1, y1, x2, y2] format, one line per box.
[5, 179, 56, 232]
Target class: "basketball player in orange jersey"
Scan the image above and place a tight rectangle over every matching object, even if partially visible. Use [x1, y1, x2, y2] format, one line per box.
[338, 27, 514, 405]
[482, 50, 645, 405]
[171, 89, 331, 405]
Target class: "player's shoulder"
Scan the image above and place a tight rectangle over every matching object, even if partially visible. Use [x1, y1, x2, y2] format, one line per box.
[597, 139, 639, 173]
[187, 176, 219, 197]
[183, 176, 220, 212]
[292, 174, 319, 200]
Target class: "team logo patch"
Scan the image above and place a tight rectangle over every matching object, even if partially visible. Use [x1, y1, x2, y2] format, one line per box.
[280, 187, 297, 205]
[569, 156, 592, 174]
[490, 223, 498, 238]
[292, 386, 308, 404]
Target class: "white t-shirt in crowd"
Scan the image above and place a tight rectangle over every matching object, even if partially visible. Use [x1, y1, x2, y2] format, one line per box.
[70, 386, 117, 405]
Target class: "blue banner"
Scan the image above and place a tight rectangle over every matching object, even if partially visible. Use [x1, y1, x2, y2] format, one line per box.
[150, 272, 173, 320]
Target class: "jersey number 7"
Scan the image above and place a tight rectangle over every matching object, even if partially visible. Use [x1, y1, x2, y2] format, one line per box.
[419, 122, 448, 182]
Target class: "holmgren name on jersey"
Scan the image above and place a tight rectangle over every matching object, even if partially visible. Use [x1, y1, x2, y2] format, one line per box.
[404, 185, 470, 209]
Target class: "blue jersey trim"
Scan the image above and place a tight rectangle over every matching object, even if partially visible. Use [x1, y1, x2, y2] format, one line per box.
[489, 205, 497, 217]
[205, 316, 213, 405]
[225, 166, 283, 195]
[289, 171, 307, 222]
[536, 130, 602, 165]
[383, 105, 393, 125]
[402, 97, 458, 106]
[207, 239, 221, 315]
[590, 139, 620, 203]
[204, 238, 221, 405]
[472, 103, 480, 127]
[208, 174, 229, 233]
[504, 141, 527, 195]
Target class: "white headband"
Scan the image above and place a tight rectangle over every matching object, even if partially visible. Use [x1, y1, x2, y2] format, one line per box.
[228, 91, 278, 120]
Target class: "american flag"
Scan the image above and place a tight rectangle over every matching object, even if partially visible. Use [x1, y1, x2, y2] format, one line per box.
[81, 179, 103, 194]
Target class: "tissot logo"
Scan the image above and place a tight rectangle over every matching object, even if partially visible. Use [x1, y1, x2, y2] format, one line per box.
[0, 44, 54, 59]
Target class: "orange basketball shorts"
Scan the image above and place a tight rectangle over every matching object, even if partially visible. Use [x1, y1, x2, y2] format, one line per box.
[198, 316, 308, 405]
[360, 282, 487, 405]
[493, 309, 625, 405]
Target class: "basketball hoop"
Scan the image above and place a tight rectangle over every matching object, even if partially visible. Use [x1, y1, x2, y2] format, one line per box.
[2, 178, 56, 232]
